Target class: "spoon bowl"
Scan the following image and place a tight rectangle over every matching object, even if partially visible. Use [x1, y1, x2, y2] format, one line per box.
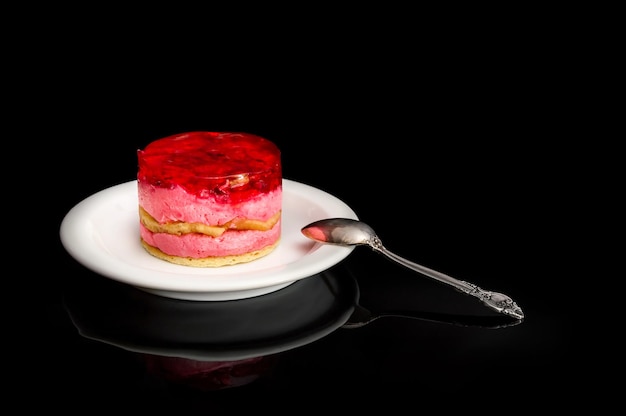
[301, 218, 524, 320]
[301, 218, 376, 246]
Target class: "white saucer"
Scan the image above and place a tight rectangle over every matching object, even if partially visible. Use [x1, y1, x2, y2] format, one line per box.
[60, 179, 358, 301]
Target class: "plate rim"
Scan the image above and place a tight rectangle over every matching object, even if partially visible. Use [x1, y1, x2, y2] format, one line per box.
[60, 178, 358, 299]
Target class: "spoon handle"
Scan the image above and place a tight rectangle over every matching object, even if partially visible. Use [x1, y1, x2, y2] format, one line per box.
[369, 240, 524, 320]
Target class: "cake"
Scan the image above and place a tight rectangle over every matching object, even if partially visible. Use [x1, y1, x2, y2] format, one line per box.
[137, 131, 282, 267]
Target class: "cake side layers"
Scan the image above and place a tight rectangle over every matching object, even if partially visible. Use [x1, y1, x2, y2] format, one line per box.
[138, 184, 282, 262]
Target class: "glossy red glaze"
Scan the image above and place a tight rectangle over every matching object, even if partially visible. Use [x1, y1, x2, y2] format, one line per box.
[137, 132, 281, 203]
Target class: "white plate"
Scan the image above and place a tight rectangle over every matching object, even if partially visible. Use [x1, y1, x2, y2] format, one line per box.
[60, 179, 358, 301]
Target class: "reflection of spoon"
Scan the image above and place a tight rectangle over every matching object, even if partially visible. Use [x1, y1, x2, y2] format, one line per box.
[301, 218, 524, 320]
[343, 304, 523, 329]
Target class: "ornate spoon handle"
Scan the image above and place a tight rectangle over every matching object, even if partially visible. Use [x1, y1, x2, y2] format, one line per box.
[367, 237, 524, 320]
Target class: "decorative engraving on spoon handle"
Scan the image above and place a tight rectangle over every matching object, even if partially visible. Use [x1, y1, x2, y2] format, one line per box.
[368, 237, 524, 320]
[456, 281, 524, 320]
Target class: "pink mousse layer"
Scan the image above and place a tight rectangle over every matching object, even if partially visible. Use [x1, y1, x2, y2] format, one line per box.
[140, 221, 281, 258]
[138, 183, 282, 225]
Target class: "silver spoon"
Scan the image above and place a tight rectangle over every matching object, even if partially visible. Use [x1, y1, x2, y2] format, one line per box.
[301, 218, 524, 320]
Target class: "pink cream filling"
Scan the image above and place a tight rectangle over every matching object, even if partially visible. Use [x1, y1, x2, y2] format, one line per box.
[138, 183, 282, 225]
[140, 221, 281, 258]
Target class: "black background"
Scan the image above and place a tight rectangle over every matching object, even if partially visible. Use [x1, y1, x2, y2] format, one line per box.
[18, 11, 588, 412]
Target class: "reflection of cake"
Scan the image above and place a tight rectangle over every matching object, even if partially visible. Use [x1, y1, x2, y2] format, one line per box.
[141, 354, 277, 391]
[137, 131, 282, 267]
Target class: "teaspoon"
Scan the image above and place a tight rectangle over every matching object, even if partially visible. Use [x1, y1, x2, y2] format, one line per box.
[301, 218, 524, 320]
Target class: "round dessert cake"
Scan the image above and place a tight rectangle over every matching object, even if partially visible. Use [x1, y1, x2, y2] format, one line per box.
[137, 131, 282, 267]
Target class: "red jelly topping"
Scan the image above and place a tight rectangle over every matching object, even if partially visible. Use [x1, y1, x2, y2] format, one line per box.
[137, 132, 281, 202]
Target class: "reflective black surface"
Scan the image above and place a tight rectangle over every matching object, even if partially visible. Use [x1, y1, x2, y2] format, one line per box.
[64, 266, 359, 362]
[34, 58, 579, 410]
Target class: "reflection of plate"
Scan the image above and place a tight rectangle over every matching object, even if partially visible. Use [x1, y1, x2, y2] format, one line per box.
[60, 179, 358, 301]
[64, 266, 358, 361]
